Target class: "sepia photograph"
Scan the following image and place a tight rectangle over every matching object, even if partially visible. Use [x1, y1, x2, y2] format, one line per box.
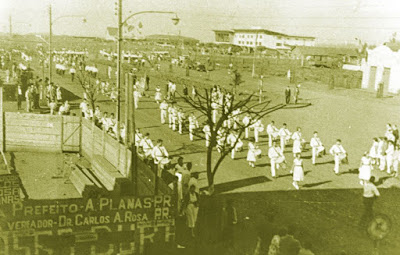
[0, 0, 399, 254]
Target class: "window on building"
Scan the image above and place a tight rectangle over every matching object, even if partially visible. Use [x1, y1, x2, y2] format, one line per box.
[250, 41, 253, 45]
[258, 42, 262, 46]
[259, 35, 262, 39]
[276, 43, 282, 46]
[277, 36, 281, 39]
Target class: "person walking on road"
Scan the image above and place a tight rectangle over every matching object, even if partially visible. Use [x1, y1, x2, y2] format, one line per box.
[284, 86, 291, 104]
[360, 176, 380, 226]
[291, 153, 304, 190]
[329, 139, 348, 175]
[310, 131, 325, 165]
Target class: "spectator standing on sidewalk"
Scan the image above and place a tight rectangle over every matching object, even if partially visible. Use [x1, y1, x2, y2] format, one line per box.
[360, 176, 380, 226]
[16, 84, 23, 110]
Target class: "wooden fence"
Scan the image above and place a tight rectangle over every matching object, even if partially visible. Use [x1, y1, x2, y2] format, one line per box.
[3, 112, 81, 152]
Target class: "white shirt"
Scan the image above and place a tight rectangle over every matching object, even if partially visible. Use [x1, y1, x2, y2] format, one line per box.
[267, 124, 278, 135]
[363, 183, 380, 198]
[310, 137, 323, 148]
[330, 144, 346, 155]
[268, 146, 283, 159]
[279, 127, 291, 138]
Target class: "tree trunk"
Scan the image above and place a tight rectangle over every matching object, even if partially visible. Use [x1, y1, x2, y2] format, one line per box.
[206, 144, 214, 195]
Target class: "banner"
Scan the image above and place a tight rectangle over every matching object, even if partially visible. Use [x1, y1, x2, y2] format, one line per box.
[0, 174, 21, 205]
[0, 195, 175, 254]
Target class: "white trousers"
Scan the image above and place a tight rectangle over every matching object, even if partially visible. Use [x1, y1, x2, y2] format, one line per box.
[379, 155, 386, 171]
[254, 130, 259, 143]
[245, 128, 249, 139]
[161, 110, 167, 124]
[312, 146, 325, 164]
[386, 155, 393, 174]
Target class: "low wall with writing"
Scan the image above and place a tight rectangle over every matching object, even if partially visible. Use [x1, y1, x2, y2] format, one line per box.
[0, 195, 175, 254]
[4, 112, 62, 152]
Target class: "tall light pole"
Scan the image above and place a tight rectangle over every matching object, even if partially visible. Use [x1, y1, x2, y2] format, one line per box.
[114, 4, 179, 194]
[49, 5, 53, 85]
[252, 31, 259, 78]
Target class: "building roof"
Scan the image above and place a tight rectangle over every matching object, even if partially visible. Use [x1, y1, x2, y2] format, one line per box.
[213, 29, 234, 33]
[291, 46, 359, 56]
[233, 28, 287, 36]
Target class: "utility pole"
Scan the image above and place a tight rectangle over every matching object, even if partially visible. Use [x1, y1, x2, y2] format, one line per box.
[252, 31, 258, 78]
[49, 4, 53, 85]
[116, 0, 122, 140]
[9, 15, 12, 37]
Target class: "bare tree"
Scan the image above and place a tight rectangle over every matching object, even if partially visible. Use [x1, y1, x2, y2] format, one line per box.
[76, 69, 99, 112]
[182, 88, 285, 194]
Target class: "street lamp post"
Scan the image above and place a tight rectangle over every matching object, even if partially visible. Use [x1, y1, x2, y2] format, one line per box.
[114, 2, 179, 195]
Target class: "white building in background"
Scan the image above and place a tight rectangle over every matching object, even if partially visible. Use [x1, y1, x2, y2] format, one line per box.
[213, 28, 315, 49]
[361, 45, 400, 94]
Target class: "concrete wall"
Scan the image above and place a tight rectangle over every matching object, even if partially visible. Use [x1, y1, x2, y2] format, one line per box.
[362, 45, 400, 93]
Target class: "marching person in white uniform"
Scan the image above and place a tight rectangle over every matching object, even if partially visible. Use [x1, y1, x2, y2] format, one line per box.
[268, 140, 285, 178]
[152, 139, 169, 176]
[247, 138, 261, 168]
[159, 100, 168, 124]
[227, 131, 243, 159]
[188, 113, 199, 141]
[291, 153, 304, 190]
[393, 144, 400, 177]
[266, 121, 279, 147]
[369, 138, 379, 166]
[329, 139, 347, 175]
[291, 127, 304, 157]
[358, 152, 372, 185]
[310, 131, 325, 165]
[154, 85, 162, 104]
[278, 123, 292, 151]
[252, 119, 264, 143]
[378, 137, 387, 171]
[168, 104, 176, 130]
[177, 108, 186, 134]
[140, 133, 154, 158]
[386, 140, 395, 175]
[203, 123, 211, 147]
[242, 114, 252, 139]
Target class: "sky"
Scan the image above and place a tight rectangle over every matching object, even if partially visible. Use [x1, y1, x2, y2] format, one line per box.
[1, 0, 400, 45]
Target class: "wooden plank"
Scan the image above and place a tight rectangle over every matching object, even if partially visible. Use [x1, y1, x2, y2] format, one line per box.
[6, 144, 60, 153]
[5, 126, 60, 135]
[5, 112, 61, 121]
[6, 120, 62, 128]
[6, 133, 61, 141]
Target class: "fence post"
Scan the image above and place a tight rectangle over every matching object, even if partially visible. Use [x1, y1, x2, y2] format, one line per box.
[0, 87, 4, 152]
[60, 115, 64, 152]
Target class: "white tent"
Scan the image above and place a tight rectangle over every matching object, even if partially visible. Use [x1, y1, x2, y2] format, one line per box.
[361, 45, 400, 94]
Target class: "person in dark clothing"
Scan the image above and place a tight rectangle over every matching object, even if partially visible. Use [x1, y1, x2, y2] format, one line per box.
[145, 75, 150, 91]
[285, 86, 291, 104]
[393, 125, 399, 144]
[183, 84, 188, 97]
[220, 199, 238, 248]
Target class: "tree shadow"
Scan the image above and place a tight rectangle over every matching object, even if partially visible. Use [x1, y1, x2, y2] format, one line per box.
[302, 180, 332, 188]
[60, 87, 81, 102]
[211, 176, 272, 194]
[258, 163, 271, 167]
[301, 155, 312, 160]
